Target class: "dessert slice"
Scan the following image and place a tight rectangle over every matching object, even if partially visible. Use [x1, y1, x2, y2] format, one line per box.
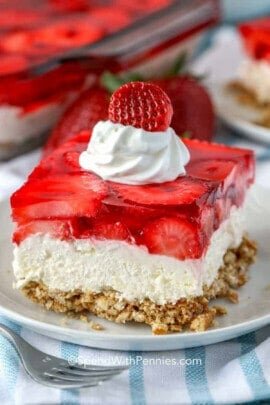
[11, 83, 256, 334]
[227, 17, 270, 127]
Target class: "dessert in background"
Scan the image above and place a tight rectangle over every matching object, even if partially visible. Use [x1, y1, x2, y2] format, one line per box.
[227, 17, 270, 127]
[44, 68, 215, 155]
[0, 0, 219, 160]
[11, 82, 256, 334]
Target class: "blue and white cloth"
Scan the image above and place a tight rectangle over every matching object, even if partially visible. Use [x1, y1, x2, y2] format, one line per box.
[0, 315, 270, 404]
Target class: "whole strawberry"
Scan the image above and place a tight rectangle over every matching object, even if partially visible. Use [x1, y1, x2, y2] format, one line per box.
[108, 81, 173, 131]
[44, 86, 109, 155]
[154, 76, 214, 141]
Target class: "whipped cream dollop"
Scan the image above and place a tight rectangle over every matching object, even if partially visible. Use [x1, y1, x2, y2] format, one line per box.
[79, 120, 190, 185]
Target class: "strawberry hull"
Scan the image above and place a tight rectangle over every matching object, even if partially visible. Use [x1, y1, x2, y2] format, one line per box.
[11, 136, 255, 261]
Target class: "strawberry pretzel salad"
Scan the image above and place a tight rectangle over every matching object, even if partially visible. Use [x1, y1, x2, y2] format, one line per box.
[11, 82, 257, 334]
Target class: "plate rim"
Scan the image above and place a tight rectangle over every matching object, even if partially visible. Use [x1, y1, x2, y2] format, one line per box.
[0, 294, 270, 344]
[209, 82, 270, 144]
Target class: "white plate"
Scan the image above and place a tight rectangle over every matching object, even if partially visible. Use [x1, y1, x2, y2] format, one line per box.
[192, 28, 270, 144]
[1, 187, 270, 351]
[210, 83, 270, 144]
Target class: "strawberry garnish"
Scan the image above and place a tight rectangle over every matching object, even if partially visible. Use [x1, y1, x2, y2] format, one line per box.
[154, 76, 214, 141]
[44, 87, 109, 155]
[111, 177, 208, 206]
[142, 217, 202, 260]
[108, 82, 173, 132]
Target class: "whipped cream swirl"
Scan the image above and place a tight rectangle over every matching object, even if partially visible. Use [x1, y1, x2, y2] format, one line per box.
[79, 120, 190, 185]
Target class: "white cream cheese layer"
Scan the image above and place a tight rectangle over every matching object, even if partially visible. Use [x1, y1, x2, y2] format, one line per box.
[0, 104, 66, 144]
[0, 74, 95, 144]
[238, 59, 270, 103]
[13, 205, 246, 305]
[79, 120, 190, 185]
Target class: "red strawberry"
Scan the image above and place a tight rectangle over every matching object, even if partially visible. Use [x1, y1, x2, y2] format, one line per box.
[44, 87, 109, 155]
[183, 138, 253, 161]
[200, 206, 215, 239]
[184, 139, 255, 186]
[35, 20, 104, 50]
[108, 82, 173, 132]
[49, 0, 89, 12]
[111, 177, 209, 206]
[11, 173, 108, 223]
[13, 220, 74, 244]
[0, 55, 27, 75]
[32, 136, 88, 178]
[91, 221, 131, 241]
[0, 10, 43, 29]
[142, 217, 202, 260]
[89, 7, 131, 32]
[215, 198, 232, 224]
[187, 160, 236, 182]
[63, 151, 81, 170]
[153, 76, 214, 141]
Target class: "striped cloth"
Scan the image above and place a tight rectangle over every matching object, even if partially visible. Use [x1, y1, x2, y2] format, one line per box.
[0, 315, 270, 404]
[0, 128, 269, 405]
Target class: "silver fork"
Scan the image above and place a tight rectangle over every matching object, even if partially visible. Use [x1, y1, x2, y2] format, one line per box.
[0, 323, 128, 389]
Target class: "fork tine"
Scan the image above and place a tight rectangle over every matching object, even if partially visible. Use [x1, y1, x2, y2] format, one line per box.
[55, 366, 127, 377]
[44, 370, 115, 382]
[60, 362, 128, 372]
[41, 377, 104, 389]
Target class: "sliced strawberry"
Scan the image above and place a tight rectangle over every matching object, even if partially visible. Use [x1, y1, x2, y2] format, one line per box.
[49, 0, 89, 12]
[35, 20, 104, 50]
[200, 206, 215, 239]
[215, 198, 232, 225]
[44, 87, 109, 155]
[239, 18, 270, 61]
[0, 55, 28, 75]
[184, 138, 255, 183]
[63, 151, 81, 170]
[13, 219, 74, 245]
[32, 136, 89, 178]
[11, 173, 108, 223]
[153, 76, 214, 141]
[14, 200, 94, 222]
[89, 7, 131, 31]
[0, 10, 43, 29]
[104, 202, 166, 232]
[111, 177, 209, 206]
[186, 160, 236, 182]
[91, 221, 131, 241]
[184, 138, 254, 161]
[108, 82, 173, 132]
[142, 217, 202, 260]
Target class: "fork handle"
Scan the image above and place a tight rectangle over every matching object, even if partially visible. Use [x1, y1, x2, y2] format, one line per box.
[0, 323, 34, 363]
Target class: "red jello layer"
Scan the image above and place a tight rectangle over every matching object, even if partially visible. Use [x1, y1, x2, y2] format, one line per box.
[239, 18, 270, 61]
[11, 134, 255, 261]
[0, 0, 173, 110]
[0, 0, 172, 76]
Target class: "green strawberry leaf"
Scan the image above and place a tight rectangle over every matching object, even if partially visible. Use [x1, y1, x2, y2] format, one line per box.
[101, 72, 125, 93]
[181, 131, 191, 139]
[101, 71, 144, 93]
[164, 51, 188, 77]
